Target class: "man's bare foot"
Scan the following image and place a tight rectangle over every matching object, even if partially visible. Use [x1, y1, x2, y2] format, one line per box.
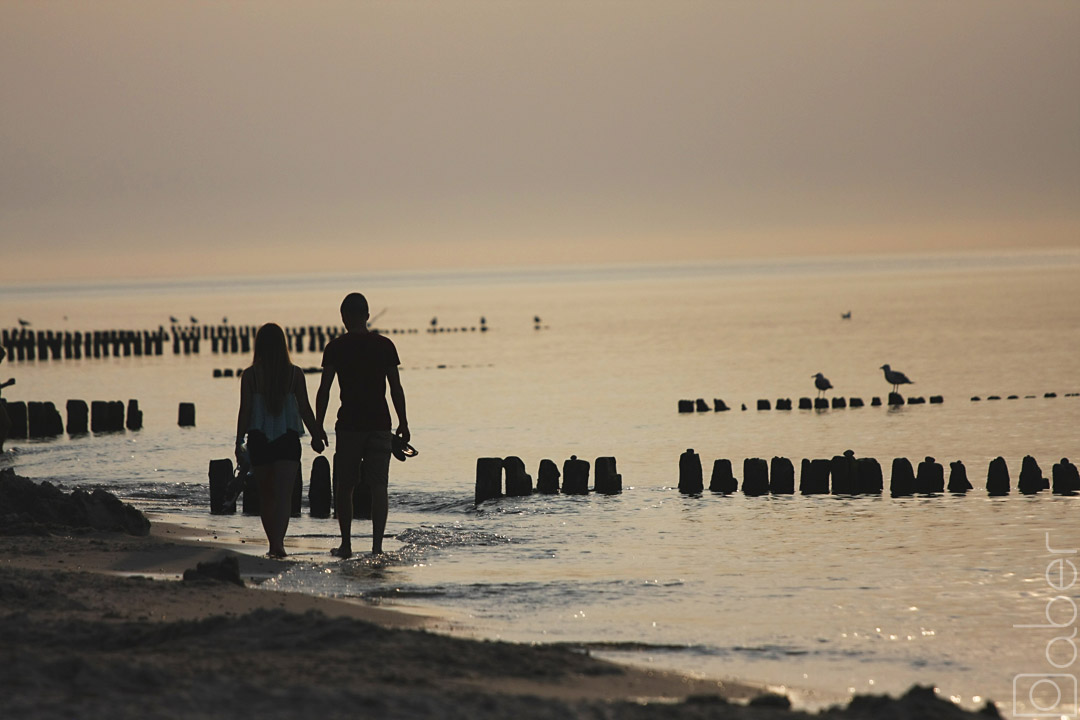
[330, 545, 352, 559]
[268, 549, 288, 559]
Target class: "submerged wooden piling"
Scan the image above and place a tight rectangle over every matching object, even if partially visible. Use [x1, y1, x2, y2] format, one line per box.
[309, 456, 332, 517]
[742, 458, 768, 496]
[475, 457, 503, 504]
[915, 457, 944, 494]
[66, 400, 89, 435]
[594, 456, 622, 494]
[856, 457, 883, 494]
[6, 401, 27, 439]
[890, 458, 916, 497]
[562, 456, 590, 495]
[126, 399, 142, 431]
[948, 461, 972, 493]
[536, 459, 561, 494]
[678, 449, 703, 494]
[1018, 455, 1048, 494]
[208, 459, 236, 515]
[1052, 459, 1080, 495]
[986, 456, 1010, 496]
[769, 457, 794, 494]
[830, 451, 858, 495]
[800, 459, 830, 494]
[709, 459, 737, 494]
[178, 402, 196, 427]
[503, 456, 534, 497]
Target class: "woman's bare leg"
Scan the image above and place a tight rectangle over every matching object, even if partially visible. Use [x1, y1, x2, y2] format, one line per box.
[255, 465, 277, 555]
[267, 460, 298, 557]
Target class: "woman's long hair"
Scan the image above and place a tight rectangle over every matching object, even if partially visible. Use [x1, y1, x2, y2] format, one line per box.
[251, 323, 292, 415]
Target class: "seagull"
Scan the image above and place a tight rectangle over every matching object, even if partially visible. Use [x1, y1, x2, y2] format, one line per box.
[880, 364, 914, 394]
[841, 311, 852, 320]
[812, 372, 833, 399]
[17, 318, 30, 327]
[170, 316, 178, 323]
[190, 316, 199, 324]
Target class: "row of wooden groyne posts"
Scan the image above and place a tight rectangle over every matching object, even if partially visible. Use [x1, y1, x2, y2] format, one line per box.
[469, 451, 1080, 503]
[1, 399, 198, 438]
[677, 449, 1080, 496]
[681, 394, 942, 412]
[0, 324, 420, 362]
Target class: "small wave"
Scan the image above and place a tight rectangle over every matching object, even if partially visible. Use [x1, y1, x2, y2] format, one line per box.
[395, 525, 512, 549]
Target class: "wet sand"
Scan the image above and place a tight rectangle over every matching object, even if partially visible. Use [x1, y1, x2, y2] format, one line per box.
[0, 473, 1000, 719]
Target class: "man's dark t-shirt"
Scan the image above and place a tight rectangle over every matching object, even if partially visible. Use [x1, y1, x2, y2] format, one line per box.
[321, 331, 400, 432]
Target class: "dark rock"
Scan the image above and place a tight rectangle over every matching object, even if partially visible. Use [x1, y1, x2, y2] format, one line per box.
[709, 459, 736, 494]
[948, 461, 973, 493]
[536, 459, 560, 494]
[0, 469, 150, 536]
[742, 458, 769, 496]
[986, 456, 1010, 496]
[678, 449, 703, 494]
[182, 555, 244, 586]
[769, 456, 794, 494]
[890, 458, 916, 497]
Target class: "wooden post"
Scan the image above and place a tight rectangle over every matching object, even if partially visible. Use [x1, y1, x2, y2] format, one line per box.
[309, 456, 332, 517]
[208, 459, 236, 515]
[178, 402, 196, 427]
[799, 459, 830, 494]
[742, 458, 769, 496]
[562, 456, 590, 495]
[855, 458, 883, 494]
[594, 456, 621, 494]
[830, 451, 857, 495]
[769, 457, 794, 494]
[709, 459, 736, 493]
[503, 456, 534, 497]
[948, 461, 972, 493]
[1052, 459, 1080, 495]
[66, 400, 89, 435]
[986, 456, 1010, 496]
[677, 449, 702, 494]
[890, 458, 916, 497]
[536, 459, 561, 494]
[915, 457, 944, 494]
[475, 457, 503, 504]
[1018, 455, 1048, 494]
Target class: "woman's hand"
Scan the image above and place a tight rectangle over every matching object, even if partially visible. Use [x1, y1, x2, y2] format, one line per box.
[310, 426, 328, 454]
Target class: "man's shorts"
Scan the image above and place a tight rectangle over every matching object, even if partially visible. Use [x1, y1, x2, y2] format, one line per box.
[333, 430, 393, 488]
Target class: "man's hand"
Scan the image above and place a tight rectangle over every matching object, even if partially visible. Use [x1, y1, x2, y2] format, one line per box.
[311, 426, 329, 454]
[396, 424, 410, 444]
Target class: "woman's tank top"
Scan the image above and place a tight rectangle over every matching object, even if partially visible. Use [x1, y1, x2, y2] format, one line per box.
[248, 367, 304, 441]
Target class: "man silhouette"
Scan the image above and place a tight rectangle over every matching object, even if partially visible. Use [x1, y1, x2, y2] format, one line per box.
[315, 293, 409, 558]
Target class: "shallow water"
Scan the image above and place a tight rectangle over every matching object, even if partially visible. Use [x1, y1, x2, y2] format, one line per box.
[3, 253, 1080, 717]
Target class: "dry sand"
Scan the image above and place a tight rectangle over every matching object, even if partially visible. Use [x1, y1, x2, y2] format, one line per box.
[0, 472, 1000, 719]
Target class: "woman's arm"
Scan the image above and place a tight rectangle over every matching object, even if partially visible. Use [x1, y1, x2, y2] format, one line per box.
[235, 369, 252, 458]
[293, 366, 327, 452]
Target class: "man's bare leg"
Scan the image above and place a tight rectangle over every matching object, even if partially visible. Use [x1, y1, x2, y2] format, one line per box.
[333, 477, 355, 558]
[371, 484, 388, 555]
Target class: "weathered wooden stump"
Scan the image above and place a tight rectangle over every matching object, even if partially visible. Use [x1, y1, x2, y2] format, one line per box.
[126, 399, 142, 431]
[1018, 455, 1048, 494]
[713, 399, 730, 412]
[536, 459, 561, 494]
[849, 397, 864, 408]
[775, 398, 792, 411]
[814, 398, 828, 410]
[504, 456, 534, 497]
[831, 397, 847, 409]
[594, 456, 621, 495]
[562, 456, 591, 495]
[695, 398, 710, 412]
[678, 400, 694, 413]
[986, 456, 1010, 496]
[856, 457, 883, 494]
[915, 456, 944, 494]
[800, 459, 830, 494]
[66, 399, 89, 435]
[108, 401, 124, 431]
[929, 396, 943, 404]
[871, 397, 882, 406]
[709, 459, 736, 493]
[475, 457, 503, 504]
[178, 402, 196, 427]
[798, 397, 812, 410]
[769, 457, 794, 494]
[890, 458, 916, 497]
[830, 451, 857, 495]
[678, 449, 703, 494]
[756, 399, 771, 411]
[907, 396, 926, 405]
[742, 458, 769, 496]
[948, 461, 972, 493]
[208, 458, 236, 515]
[888, 393, 905, 406]
[1052, 458, 1080, 495]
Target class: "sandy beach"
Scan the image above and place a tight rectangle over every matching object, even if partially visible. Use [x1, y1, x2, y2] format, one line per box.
[0, 471, 1000, 719]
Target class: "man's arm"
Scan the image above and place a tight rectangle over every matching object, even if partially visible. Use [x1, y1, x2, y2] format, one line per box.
[315, 365, 335, 431]
[387, 366, 409, 442]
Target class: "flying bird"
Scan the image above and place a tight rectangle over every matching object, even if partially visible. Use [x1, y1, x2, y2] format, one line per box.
[17, 319, 30, 327]
[880, 364, 914, 394]
[812, 372, 833, 399]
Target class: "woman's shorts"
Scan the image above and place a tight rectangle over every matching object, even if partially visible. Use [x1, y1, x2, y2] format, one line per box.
[247, 430, 301, 467]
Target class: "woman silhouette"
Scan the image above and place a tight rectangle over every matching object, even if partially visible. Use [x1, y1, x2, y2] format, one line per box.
[235, 323, 327, 557]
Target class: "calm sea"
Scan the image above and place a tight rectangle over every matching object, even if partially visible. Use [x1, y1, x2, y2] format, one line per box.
[3, 253, 1079, 716]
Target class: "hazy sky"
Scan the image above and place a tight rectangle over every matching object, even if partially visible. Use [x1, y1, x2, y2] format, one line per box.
[1, 1, 1077, 283]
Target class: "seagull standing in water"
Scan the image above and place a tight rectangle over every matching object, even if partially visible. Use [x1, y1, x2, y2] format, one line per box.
[812, 372, 833, 399]
[880, 364, 914, 394]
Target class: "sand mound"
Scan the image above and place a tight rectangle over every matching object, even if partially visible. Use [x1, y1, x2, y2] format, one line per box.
[0, 469, 150, 536]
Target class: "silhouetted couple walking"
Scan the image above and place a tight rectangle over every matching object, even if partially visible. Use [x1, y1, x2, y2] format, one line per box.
[235, 293, 409, 559]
